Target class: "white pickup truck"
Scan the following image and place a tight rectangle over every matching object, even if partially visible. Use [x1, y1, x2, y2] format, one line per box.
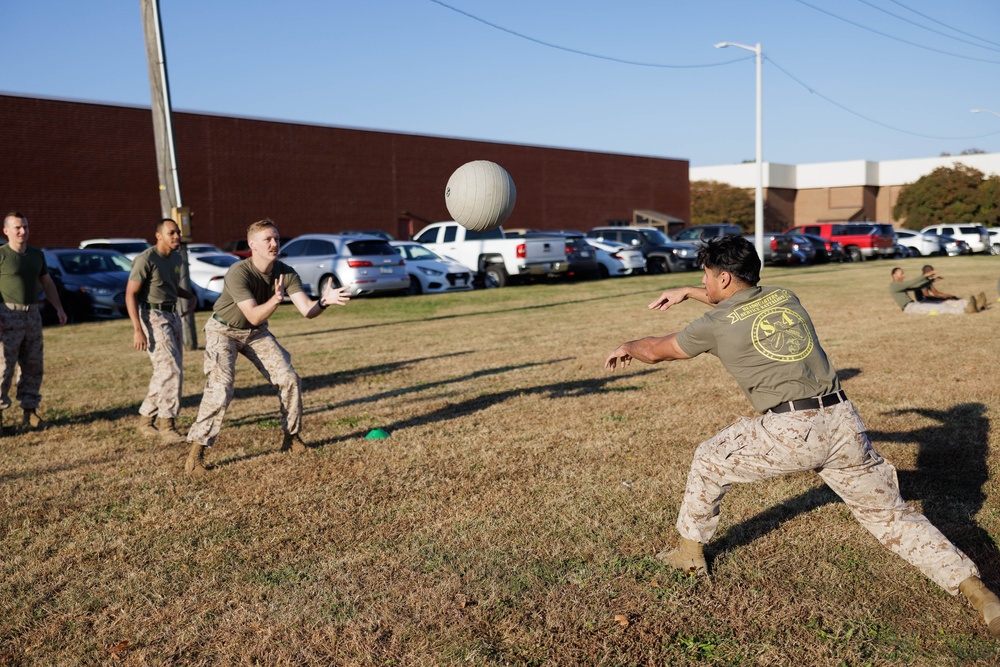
[412, 221, 567, 287]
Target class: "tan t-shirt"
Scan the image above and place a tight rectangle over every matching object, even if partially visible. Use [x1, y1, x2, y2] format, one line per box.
[0, 245, 48, 305]
[676, 286, 840, 413]
[128, 246, 183, 304]
[212, 258, 303, 329]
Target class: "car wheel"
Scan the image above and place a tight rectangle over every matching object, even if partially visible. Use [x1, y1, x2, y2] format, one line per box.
[647, 257, 667, 274]
[319, 273, 341, 297]
[846, 246, 863, 263]
[597, 264, 609, 279]
[406, 274, 422, 296]
[484, 264, 507, 288]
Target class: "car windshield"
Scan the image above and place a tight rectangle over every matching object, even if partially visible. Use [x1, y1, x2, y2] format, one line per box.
[640, 229, 670, 244]
[196, 255, 240, 268]
[346, 240, 397, 256]
[57, 252, 131, 274]
[396, 244, 440, 261]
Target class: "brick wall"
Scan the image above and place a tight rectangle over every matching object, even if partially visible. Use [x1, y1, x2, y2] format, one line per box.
[1, 95, 690, 248]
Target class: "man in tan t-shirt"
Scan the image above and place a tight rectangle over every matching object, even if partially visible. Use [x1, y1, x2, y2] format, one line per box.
[184, 219, 350, 476]
[605, 235, 1000, 637]
[125, 218, 196, 444]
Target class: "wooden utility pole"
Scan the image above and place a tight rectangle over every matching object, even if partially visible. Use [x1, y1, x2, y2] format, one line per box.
[140, 0, 197, 349]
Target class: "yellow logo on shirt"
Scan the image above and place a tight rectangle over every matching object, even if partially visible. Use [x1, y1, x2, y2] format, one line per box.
[751, 308, 813, 361]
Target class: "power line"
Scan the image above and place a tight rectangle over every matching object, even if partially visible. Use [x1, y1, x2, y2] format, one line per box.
[766, 55, 1000, 141]
[852, 0, 1000, 53]
[425, 0, 754, 69]
[886, 0, 1000, 51]
[792, 0, 1000, 64]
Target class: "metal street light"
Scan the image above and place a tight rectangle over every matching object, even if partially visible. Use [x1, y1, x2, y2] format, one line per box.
[716, 41, 763, 263]
[971, 108, 1000, 118]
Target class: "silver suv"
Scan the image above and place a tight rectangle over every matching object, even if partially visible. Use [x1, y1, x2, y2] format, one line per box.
[919, 224, 990, 254]
[278, 234, 409, 297]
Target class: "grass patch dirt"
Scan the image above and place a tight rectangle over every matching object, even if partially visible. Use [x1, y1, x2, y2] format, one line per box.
[2, 255, 999, 665]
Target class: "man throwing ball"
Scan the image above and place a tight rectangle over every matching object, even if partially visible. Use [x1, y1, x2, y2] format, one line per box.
[605, 235, 999, 636]
[185, 219, 350, 476]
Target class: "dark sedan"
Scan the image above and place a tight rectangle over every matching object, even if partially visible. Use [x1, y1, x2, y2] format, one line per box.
[798, 233, 845, 263]
[42, 249, 132, 322]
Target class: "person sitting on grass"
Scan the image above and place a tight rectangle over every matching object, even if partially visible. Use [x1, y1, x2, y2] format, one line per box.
[917, 264, 959, 302]
[889, 267, 985, 314]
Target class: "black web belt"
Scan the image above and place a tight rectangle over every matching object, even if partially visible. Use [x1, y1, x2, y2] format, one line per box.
[769, 390, 847, 414]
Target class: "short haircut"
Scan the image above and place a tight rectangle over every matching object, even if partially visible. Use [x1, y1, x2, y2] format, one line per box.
[157, 217, 177, 234]
[891, 267, 903, 277]
[696, 235, 760, 286]
[921, 264, 934, 274]
[4, 211, 26, 228]
[247, 218, 278, 240]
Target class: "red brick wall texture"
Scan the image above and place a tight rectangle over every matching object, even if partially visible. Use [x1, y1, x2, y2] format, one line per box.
[1, 95, 690, 248]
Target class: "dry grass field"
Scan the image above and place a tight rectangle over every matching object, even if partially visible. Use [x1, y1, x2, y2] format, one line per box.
[2, 254, 999, 666]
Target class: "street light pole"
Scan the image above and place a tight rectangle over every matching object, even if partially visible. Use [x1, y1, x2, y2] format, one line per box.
[716, 41, 764, 263]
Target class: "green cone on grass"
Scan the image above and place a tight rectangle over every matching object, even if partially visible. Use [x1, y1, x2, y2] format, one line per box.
[365, 428, 390, 439]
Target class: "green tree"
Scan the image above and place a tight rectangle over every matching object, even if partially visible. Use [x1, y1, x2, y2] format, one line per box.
[892, 164, 995, 229]
[690, 180, 754, 229]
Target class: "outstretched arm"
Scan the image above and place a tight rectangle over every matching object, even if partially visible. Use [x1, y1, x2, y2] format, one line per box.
[291, 281, 351, 319]
[648, 286, 713, 311]
[605, 333, 691, 371]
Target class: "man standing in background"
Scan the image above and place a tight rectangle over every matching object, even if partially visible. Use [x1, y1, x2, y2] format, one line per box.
[0, 212, 67, 434]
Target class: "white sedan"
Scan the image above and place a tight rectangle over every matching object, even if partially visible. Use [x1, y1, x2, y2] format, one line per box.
[389, 241, 475, 295]
[586, 239, 646, 278]
[188, 252, 240, 309]
[894, 229, 943, 257]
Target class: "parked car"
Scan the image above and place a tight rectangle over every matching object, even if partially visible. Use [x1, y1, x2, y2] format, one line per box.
[894, 229, 946, 257]
[798, 233, 845, 263]
[938, 235, 971, 256]
[222, 239, 252, 258]
[389, 241, 474, 295]
[785, 223, 895, 262]
[42, 248, 131, 321]
[586, 226, 698, 273]
[670, 224, 743, 247]
[919, 223, 991, 254]
[188, 252, 241, 309]
[520, 231, 600, 280]
[988, 227, 1000, 255]
[586, 239, 646, 278]
[186, 243, 228, 255]
[747, 233, 798, 266]
[783, 233, 817, 264]
[78, 238, 149, 261]
[342, 229, 395, 241]
[278, 234, 409, 297]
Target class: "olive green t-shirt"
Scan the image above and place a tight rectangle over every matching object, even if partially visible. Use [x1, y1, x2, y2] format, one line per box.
[0, 245, 48, 305]
[128, 246, 183, 304]
[888, 275, 932, 310]
[676, 286, 840, 414]
[213, 259, 303, 329]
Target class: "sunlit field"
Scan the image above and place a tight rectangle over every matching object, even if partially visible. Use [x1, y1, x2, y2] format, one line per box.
[2, 254, 999, 666]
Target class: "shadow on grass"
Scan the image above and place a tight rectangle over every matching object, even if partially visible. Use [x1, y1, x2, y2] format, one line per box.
[710, 401, 998, 583]
[209, 369, 659, 470]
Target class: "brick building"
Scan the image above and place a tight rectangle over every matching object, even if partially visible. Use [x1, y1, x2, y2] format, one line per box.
[1, 94, 690, 248]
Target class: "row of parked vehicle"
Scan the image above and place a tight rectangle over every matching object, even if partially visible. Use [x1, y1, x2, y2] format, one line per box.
[45, 220, 998, 321]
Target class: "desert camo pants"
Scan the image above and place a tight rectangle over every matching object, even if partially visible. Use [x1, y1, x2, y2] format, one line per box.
[138, 309, 183, 419]
[676, 400, 978, 595]
[186, 317, 301, 447]
[0, 304, 44, 411]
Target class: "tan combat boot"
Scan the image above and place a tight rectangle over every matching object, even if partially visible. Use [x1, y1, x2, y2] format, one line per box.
[280, 432, 308, 455]
[21, 409, 47, 430]
[185, 443, 207, 477]
[656, 537, 708, 576]
[137, 415, 158, 438]
[959, 576, 1000, 637]
[157, 418, 184, 445]
[965, 296, 979, 314]
[976, 292, 988, 312]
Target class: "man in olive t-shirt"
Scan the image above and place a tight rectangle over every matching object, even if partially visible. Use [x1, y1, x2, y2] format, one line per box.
[125, 218, 196, 444]
[888, 266, 981, 314]
[184, 219, 350, 476]
[0, 212, 66, 434]
[605, 235, 1000, 637]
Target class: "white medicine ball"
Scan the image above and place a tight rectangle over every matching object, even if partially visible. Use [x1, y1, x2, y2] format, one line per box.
[445, 160, 517, 232]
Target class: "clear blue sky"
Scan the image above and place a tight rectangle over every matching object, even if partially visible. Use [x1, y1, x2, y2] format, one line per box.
[4, 0, 1000, 166]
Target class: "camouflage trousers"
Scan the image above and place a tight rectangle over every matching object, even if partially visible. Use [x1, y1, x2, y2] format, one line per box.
[0, 304, 44, 411]
[676, 400, 978, 595]
[138, 309, 183, 419]
[186, 317, 301, 447]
